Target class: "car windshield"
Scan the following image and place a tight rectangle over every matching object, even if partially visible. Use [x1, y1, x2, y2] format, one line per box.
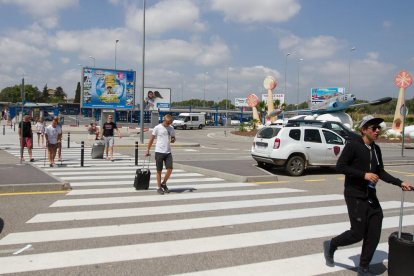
[257, 127, 281, 139]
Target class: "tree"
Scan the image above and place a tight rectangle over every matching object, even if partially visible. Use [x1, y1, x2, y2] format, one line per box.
[74, 82, 81, 103]
[0, 84, 41, 103]
[42, 84, 49, 102]
[54, 86, 66, 100]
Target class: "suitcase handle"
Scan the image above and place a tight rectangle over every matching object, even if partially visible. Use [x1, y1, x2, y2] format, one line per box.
[398, 190, 405, 239]
[142, 155, 151, 170]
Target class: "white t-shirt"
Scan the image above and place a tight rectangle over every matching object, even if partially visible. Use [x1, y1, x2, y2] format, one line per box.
[152, 123, 175, 153]
[35, 122, 45, 133]
[45, 125, 62, 144]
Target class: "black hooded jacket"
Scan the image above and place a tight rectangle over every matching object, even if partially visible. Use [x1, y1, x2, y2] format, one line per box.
[336, 137, 402, 198]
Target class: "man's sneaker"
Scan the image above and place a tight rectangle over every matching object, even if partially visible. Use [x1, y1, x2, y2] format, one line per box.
[323, 240, 335, 267]
[357, 266, 373, 276]
[157, 188, 164, 195]
[161, 184, 170, 193]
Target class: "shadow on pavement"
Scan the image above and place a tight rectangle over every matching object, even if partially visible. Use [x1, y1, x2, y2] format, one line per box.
[258, 165, 339, 177]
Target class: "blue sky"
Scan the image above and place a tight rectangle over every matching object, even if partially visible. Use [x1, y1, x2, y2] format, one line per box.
[0, 0, 413, 105]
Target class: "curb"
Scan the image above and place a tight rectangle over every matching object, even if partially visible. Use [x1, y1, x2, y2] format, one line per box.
[174, 163, 279, 183]
[0, 182, 71, 193]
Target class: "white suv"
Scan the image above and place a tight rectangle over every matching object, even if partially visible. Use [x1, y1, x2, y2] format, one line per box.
[251, 126, 345, 176]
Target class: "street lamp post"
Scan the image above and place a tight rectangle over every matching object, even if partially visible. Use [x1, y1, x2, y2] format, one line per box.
[348, 47, 356, 93]
[115, 40, 119, 69]
[88, 56, 95, 67]
[203, 72, 208, 107]
[140, 0, 146, 144]
[297, 58, 303, 110]
[284, 53, 290, 94]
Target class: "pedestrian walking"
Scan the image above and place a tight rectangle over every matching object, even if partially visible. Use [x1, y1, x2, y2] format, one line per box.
[146, 114, 176, 195]
[101, 115, 121, 161]
[323, 115, 413, 275]
[35, 118, 46, 148]
[18, 115, 34, 162]
[44, 117, 62, 167]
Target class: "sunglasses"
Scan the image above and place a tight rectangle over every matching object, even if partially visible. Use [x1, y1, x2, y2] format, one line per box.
[368, 125, 382, 131]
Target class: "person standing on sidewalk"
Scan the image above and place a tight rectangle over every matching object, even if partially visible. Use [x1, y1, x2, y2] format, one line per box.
[146, 114, 176, 195]
[323, 115, 413, 275]
[101, 115, 121, 161]
[35, 118, 45, 148]
[18, 115, 34, 162]
[44, 117, 62, 167]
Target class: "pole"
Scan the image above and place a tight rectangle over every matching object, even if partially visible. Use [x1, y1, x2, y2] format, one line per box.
[135, 141, 138, 166]
[20, 77, 25, 164]
[284, 53, 290, 94]
[80, 141, 84, 167]
[140, 0, 146, 144]
[296, 59, 302, 110]
[67, 132, 71, 148]
[115, 40, 119, 69]
[348, 47, 356, 93]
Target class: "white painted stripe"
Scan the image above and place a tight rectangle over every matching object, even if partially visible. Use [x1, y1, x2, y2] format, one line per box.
[0, 216, 411, 274]
[173, 243, 390, 276]
[68, 177, 223, 187]
[29, 194, 338, 223]
[59, 172, 204, 180]
[53, 171, 197, 176]
[50, 188, 304, 207]
[44, 165, 157, 172]
[1, 201, 408, 246]
[67, 182, 256, 195]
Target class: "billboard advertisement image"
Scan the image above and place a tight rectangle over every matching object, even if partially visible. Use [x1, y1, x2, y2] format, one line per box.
[82, 67, 136, 109]
[261, 93, 285, 105]
[143, 87, 171, 111]
[311, 87, 344, 106]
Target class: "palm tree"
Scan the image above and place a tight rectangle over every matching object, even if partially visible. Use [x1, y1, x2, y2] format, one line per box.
[256, 101, 267, 124]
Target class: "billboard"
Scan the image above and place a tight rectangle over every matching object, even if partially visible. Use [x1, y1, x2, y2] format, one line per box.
[235, 98, 248, 107]
[310, 87, 344, 107]
[143, 87, 171, 111]
[82, 67, 136, 109]
[261, 93, 285, 105]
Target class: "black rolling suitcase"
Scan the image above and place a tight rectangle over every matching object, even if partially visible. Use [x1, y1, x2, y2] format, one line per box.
[388, 190, 414, 276]
[91, 140, 105, 159]
[134, 156, 151, 190]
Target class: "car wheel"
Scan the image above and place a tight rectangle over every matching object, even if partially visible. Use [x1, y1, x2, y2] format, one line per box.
[285, 156, 305, 176]
[182, 125, 187, 130]
[257, 161, 268, 168]
[198, 124, 203, 129]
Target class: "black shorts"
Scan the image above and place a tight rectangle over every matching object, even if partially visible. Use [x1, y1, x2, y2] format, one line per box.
[155, 152, 173, 171]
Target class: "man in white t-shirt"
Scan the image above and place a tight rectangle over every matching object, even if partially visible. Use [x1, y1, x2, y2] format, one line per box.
[45, 117, 62, 167]
[146, 114, 176, 195]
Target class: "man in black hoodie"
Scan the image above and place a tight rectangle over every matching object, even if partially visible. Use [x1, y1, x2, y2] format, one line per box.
[323, 115, 413, 275]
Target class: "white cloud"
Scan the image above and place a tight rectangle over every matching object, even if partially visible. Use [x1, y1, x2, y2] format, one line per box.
[210, 0, 300, 23]
[0, 0, 79, 17]
[279, 34, 344, 59]
[125, 0, 206, 34]
[383, 20, 392, 28]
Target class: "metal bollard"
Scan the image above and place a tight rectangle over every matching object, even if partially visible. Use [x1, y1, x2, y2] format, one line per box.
[135, 141, 138, 166]
[67, 132, 71, 148]
[13, 123, 15, 132]
[80, 141, 84, 167]
[3, 125, 5, 135]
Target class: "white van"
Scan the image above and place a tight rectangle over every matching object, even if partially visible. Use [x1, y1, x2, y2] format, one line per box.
[172, 113, 206, 130]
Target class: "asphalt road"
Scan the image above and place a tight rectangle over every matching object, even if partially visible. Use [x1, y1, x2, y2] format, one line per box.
[1, 128, 414, 275]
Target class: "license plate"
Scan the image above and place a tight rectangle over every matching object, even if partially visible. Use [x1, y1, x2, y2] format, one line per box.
[256, 142, 268, 147]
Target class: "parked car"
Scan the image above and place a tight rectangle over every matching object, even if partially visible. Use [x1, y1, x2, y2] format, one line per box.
[285, 119, 361, 142]
[251, 125, 346, 176]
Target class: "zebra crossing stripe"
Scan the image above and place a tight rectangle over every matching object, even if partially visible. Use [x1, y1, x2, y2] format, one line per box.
[54, 171, 198, 177]
[67, 182, 256, 195]
[67, 177, 223, 187]
[0, 201, 408, 246]
[0, 216, 412, 274]
[29, 194, 342, 223]
[58, 172, 205, 180]
[50, 188, 304, 207]
[172, 243, 390, 276]
[44, 166, 158, 172]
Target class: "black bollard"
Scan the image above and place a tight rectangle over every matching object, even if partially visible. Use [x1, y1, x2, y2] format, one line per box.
[67, 132, 70, 148]
[13, 123, 15, 132]
[3, 125, 4, 135]
[80, 141, 84, 167]
[135, 141, 138, 166]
